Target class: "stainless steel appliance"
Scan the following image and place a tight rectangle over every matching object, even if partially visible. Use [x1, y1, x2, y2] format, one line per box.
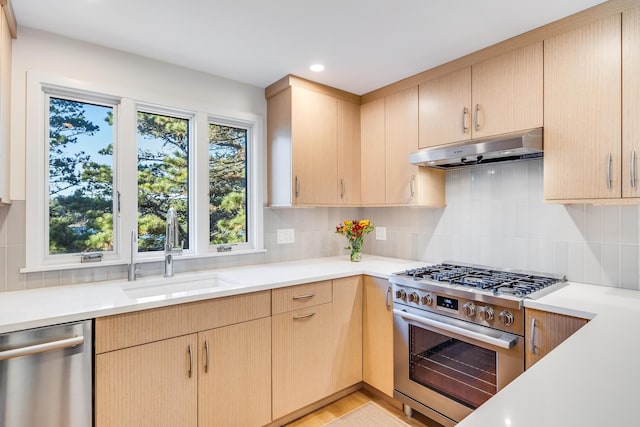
[390, 262, 565, 426]
[0, 320, 93, 427]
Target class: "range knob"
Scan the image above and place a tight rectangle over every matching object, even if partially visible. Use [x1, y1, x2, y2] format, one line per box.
[463, 302, 476, 317]
[479, 306, 495, 321]
[395, 289, 407, 300]
[421, 294, 433, 306]
[499, 310, 514, 326]
[408, 292, 420, 303]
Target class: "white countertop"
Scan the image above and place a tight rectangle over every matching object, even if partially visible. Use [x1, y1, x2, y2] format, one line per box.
[3, 256, 639, 426]
[458, 282, 640, 427]
[0, 255, 422, 334]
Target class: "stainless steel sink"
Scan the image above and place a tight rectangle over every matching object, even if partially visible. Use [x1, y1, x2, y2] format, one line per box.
[121, 273, 237, 301]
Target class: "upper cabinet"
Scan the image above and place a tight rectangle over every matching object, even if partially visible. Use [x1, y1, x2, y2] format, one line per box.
[266, 75, 360, 206]
[0, 4, 14, 204]
[361, 87, 445, 206]
[419, 42, 543, 149]
[543, 14, 622, 201]
[623, 7, 640, 198]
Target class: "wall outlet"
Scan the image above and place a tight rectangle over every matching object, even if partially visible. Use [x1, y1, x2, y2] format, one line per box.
[375, 226, 387, 240]
[276, 228, 295, 244]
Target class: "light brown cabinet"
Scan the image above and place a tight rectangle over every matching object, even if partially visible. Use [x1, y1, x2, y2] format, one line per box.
[331, 276, 363, 392]
[95, 292, 272, 427]
[544, 14, 623, 201]
[623, 7, 640, 198]
[362, 275, 394, 397]
[418, 43, 542, 149]
[266, 75, 361, 206]
[361, 87, 445, 206]
[96, 334, 199, 427]
[0, 5, 13, 204]
[272, 282, 333, 419]
[525, 308, 588, 369]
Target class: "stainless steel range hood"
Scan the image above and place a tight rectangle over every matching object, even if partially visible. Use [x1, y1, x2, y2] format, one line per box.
[410, 128, 543, 169]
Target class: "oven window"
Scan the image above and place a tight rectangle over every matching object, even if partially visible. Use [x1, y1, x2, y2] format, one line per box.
[409, 325, 497, 409]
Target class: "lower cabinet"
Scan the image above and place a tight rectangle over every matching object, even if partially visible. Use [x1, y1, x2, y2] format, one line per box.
[95, 291, 271, 427]
[95, 334, 198, 427]
[362, 275, 394, 397]
[525, 308, 588, 369]
[198, 318, 272, 427]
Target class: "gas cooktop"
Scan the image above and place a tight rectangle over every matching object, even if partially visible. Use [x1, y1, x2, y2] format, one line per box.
[392, 261, 566, 300]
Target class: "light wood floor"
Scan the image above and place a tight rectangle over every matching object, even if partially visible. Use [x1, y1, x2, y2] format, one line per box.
[284, 389, 443, 427]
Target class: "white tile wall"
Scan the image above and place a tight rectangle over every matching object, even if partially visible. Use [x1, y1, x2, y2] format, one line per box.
[364, 158, 640, 290]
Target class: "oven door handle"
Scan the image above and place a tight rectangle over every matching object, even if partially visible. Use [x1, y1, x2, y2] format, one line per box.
[394, 309, 519, 350]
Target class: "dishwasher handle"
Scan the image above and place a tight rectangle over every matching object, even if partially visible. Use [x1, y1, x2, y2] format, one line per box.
[0, 336, 84, 361]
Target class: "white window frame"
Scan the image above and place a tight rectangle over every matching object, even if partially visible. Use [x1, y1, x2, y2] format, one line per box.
[24, 72, 264, 272]
[206, 116, 255, 253]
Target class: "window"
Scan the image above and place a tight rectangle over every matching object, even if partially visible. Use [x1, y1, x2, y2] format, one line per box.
[47, 96, 116, 256]
[136, 111, 191, 252]
[25, 72, 263, 271]
[208, 122, 247, 246]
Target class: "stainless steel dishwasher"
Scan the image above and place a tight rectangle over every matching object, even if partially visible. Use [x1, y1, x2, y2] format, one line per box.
[0, 320, 92, 427]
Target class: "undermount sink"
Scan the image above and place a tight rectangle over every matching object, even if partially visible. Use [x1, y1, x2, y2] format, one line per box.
[121, 273, 238, 301]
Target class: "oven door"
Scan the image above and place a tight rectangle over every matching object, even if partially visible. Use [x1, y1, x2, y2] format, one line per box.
[393, 306, 524, 425]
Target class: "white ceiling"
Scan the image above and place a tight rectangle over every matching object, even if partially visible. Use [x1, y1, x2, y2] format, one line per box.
[13, 0, 606, 95]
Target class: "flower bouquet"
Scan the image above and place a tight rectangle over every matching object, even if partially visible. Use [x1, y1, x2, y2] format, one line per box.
[335, 219, 374, 262]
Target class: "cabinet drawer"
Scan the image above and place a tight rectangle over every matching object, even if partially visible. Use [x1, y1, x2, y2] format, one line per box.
[272, 281, 332, 314]
[96, 291, 271, 353]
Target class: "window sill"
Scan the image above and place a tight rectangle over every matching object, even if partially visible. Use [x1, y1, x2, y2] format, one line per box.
[20, 248, 267, 274]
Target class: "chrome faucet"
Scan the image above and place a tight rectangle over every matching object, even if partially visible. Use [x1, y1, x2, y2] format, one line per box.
[127, 230, 140, 281]
[164, 207, 183, 278]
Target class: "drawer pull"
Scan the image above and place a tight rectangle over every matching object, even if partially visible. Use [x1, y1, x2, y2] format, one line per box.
[529, 318, 537, 355]
[187, 344, 193, 378]
[204, 340, 210, 373]
[293, 312, 316, 320]
[292, 293, 315, 300]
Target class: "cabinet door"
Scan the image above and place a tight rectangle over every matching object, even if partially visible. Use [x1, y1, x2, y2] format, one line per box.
[385, 86, 421, 205]
[337, 99, 362, 205]
[272, 302, 332, 419]
[291, 86, 338, 205]
[419, 66, 472, 148]
[623, 7, 640, 198]
[0, 7, 11, 204]
[525, 308, 588, 369]
[331, 276, 363, 392]
[198, 318, 271, 427]
[544, 14, 621, 200]
[362, 276, 394, 397]
[95, 334, 198, 427]
[472, 42, 543, 138]
[360, 98, 386, 205]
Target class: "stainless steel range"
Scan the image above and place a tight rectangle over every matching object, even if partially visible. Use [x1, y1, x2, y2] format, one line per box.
[390, 261, 565, 426]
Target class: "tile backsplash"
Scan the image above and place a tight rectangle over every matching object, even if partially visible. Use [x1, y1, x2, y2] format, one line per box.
[364, 158, 640, 290]
[1, 158, 639, 291]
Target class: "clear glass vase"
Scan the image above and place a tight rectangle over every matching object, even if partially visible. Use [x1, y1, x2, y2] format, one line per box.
[350, 240, 363, 262]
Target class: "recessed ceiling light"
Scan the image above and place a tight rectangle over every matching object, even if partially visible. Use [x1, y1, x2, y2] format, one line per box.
[310, 64, 325, 72]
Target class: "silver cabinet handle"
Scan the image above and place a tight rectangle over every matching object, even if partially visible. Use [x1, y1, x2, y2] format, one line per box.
[409, 174, 416, 199]
[295, 175, 300, 198]
[293, 312, 316, 320]
[474, 104, 481, 131]
[385, 286, 392, 311]
[632, 150, 637, 189]
[204, 340, 209, 373]
[462, 107, 469, 133]
[529, 317, 537, 355]
[187, 344, 193, 378]
[292, 293, 315, 300]
[0, 336, 84, 361]
[607, 153, 613, 190]
[340, 178, 345, 199]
